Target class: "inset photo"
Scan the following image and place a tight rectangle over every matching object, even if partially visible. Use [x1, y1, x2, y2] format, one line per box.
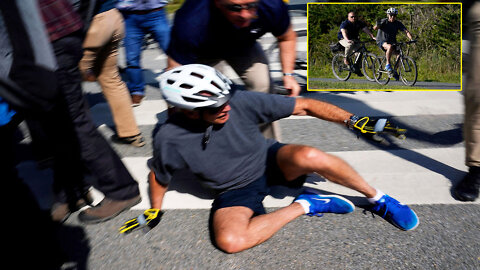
[307, 3, 461, 91]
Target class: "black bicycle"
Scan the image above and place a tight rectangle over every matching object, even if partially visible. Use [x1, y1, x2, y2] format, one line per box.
[331, 40, 377, 82]
[374, 40, 418, 86]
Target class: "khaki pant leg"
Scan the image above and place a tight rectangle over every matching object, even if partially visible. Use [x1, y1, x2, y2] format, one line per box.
[81, 9, 140, 137]
[465, 2, 480, 167]
[227, 43, 281, 140]
[226, 43, 271, 94]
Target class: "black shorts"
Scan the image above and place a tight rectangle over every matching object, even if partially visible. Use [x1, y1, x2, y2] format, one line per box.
[211, 142, 305, 215]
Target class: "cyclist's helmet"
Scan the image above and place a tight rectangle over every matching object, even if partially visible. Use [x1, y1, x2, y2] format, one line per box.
[158, 64, 232, 110]
[387, 8, 398, 15]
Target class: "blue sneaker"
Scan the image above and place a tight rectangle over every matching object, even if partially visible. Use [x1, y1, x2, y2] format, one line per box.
[369, 194, 419, 231]
[294, 191, 355, 217]
[385, 64, 393, 73]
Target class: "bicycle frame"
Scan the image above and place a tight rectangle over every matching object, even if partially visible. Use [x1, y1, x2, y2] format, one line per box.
[374, 40, 417, 86]
[345, 41, 371, 67]
[378, 43, 404, 71]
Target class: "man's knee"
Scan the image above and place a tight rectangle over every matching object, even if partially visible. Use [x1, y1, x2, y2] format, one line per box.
[383, 43, 392, 51]
[242, 63, 270, 93]
[290, 146, 330, 170]
[215, 231, 247, 254]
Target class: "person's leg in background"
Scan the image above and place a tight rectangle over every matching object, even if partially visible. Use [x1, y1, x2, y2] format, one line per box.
[80, 8, 145, 146]
[122, 11, 147, 106]
[145, 8, 170, 54]
[58, 29, 141, 222]
[226, 43, 280, 140]
[455, 2, 480, 201]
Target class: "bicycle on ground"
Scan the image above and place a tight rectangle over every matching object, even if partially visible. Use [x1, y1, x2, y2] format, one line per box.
[331, 40, 377, 82]
[374, 40, 418, 86]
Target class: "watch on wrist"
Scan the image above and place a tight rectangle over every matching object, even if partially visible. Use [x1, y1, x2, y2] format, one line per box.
[283, 72, 294, 77]
[345, 114, 359, 129]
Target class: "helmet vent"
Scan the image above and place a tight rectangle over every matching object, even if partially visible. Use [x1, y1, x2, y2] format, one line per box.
[190, 72, 204, 79]
[183, 96, 203, 103]
[197, 90, 214, 97]
[179, 83, 193, 89]
[210, 81, 222, 91]
[166, 79, 175, 85]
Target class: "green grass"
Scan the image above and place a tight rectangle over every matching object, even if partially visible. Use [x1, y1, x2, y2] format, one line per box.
[308, 80, 427, 90]
[309, 53, 461, 84]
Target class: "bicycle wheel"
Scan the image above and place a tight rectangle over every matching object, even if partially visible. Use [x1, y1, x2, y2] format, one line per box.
[374, 56, 390, 85]
[398, 56, 417, 86]
[361, 53, 377, 82]
[332, 53, 351, 81]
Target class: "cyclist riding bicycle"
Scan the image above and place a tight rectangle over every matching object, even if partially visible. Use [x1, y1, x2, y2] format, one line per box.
[337, 11, 376, 69]
[145, 64, 419, 253]
[374, 8, 414, 75]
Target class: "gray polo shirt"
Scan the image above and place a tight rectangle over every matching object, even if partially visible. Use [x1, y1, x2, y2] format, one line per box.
[149, 90, 296, 193]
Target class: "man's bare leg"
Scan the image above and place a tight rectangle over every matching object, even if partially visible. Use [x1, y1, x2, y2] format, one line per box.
[383, 43, 393, 66]
[212, 204, 305, 254]
[277, 144, 377, 198]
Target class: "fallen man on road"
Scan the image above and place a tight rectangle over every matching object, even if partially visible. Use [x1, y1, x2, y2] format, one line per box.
[124, 64, 419, 253]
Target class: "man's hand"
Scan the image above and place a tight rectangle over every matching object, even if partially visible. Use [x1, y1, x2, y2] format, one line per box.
[283, 74, 301, 96]
[119, 208, 163, 234]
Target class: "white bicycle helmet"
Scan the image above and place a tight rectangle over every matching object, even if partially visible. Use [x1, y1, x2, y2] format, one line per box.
[158, 64, 232, 110]
[387, 8, 398, 15]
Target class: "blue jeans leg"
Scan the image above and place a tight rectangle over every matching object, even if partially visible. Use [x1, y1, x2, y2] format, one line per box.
[123, 9, 171, 96]
[143, 9, 170, 52]
[123, 13, 146, 96]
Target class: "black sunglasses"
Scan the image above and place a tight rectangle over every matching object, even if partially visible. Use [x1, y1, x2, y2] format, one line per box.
[204, 102, 229, 115]
[223, 2, 259, 12]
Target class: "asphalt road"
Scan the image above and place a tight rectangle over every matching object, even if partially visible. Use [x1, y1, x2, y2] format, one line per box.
[59, 205, 480, 270]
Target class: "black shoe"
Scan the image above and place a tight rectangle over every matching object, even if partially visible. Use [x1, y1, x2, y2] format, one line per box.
[51, 191, 94, 223]
[111, 133, 146, 147]
[393, 72, 400, 81]
[78, 195, 142, 224]
[454, 167, 480, 201]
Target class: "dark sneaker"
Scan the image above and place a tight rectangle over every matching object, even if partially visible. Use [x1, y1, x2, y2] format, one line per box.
[454, 167, 480, 201]
[111, 133, 146, 147]
[131, 94, 144, 107]
[368, 194, 419, 231]
[78, 195, 141, 224]
[294, 190, 355, 217]
[393, 71, 400, 81]
[51, 192, 94, 223]
[51, 203, 72, 223]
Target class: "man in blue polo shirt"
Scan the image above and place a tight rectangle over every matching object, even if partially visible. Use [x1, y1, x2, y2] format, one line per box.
[166, 0, 300, 97]
[337, 11, 375, 67]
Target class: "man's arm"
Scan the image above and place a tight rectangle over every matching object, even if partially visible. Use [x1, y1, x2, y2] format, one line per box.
[276, 25, 300, 96]
[292, 97, 353, 125]
[405, 29, 413, 41]
[362, 26, 376, 40]
[340, 28, 352, 43]
[149, 170, 168, 209]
